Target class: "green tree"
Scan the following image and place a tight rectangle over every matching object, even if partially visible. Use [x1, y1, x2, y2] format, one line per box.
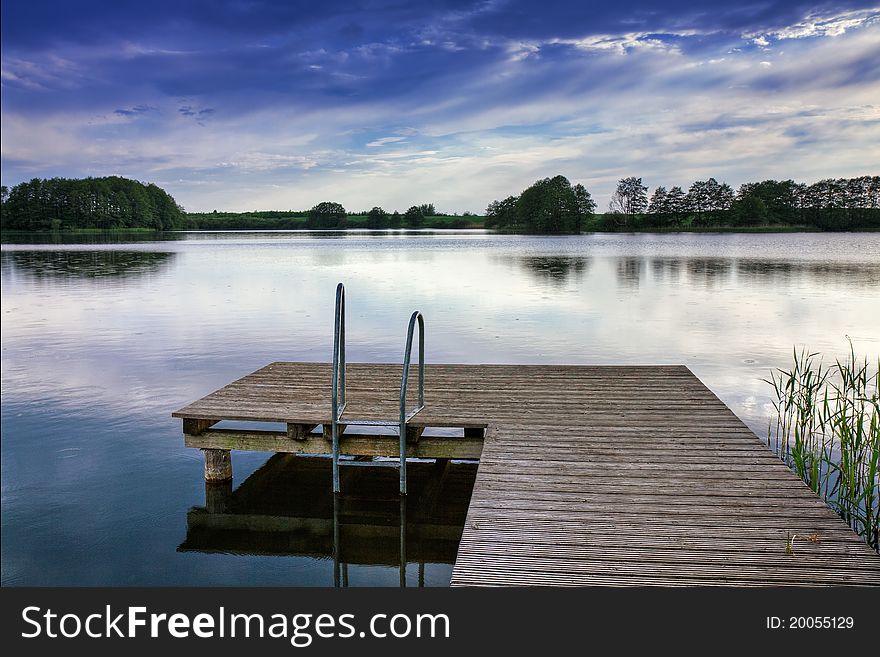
[404, 205, 424, 227]
[0, 185, 7, 225]
[647, 186, 666, 212]
[706, 178, 734, 223]
[485, 195, 519, 230]
[515, 175, 586, 234]
[685, 180, 710, 225]
[666, 186, 686, 223]
[736, 179, 803, 225]
[573, 183, 597, 217]
[733, 195, 769, 225]
[647, 186, 671, 228]
[365, 206, 388, 229]
[146, 182, 183, 230]
[486, 176, 594, 234]
[307, 201, 346, 229]
[610, 177, 648, 214]
[708, 179, 734, 211]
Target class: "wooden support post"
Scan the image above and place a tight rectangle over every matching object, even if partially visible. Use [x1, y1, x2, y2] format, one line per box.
[406, 425, 425, 443]
[184, 418, 218, 436]
[204, 448, 232, 482]
[464, 427, 484, 438]
[205, 480, 232, 513]
[287, 423, 318, 440]
[323, 423, 346, 441]
[415, 458, 450, 520]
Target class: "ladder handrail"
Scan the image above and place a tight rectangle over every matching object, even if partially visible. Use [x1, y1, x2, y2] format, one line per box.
[331, 283, 346, 493]
[398, 311, 425, 495]
[330, 283, 425, 496]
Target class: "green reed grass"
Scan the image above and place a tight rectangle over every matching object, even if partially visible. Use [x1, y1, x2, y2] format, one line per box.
[766, 341, 879, 551]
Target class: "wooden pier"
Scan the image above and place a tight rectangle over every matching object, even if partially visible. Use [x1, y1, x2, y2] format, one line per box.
[173, 362, 880, 586]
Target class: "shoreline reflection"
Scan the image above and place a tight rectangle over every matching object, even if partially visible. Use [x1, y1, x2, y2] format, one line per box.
[1, 250, 176, 281]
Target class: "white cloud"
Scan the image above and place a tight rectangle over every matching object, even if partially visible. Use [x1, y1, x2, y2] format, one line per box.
[365, 136, 406, 147]
[216, 152, 318, 171]
[549, 32, 689, 55]
[744, 7, 880, 43]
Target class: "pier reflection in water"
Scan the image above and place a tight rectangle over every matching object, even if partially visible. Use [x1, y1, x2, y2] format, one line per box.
[179, 454, 477, 587]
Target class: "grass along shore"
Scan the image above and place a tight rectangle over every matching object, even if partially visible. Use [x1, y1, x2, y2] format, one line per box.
[767, 343, 879, 552]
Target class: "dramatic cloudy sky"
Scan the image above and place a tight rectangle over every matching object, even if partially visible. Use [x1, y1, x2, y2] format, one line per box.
[1, 1, 878, 212]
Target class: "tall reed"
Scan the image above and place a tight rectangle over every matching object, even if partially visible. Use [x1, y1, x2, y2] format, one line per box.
[766, 342, 879, 551]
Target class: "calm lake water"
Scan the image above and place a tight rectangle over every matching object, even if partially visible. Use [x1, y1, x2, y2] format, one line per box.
[2, 230, 879, 586]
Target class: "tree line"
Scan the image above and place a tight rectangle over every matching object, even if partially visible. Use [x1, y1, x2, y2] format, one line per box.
[1, 177, 185, 231]
[487, 174, 879, 233]
[0, 177, 469, 231]
[185, 203, 481, 230]
[303, 202, 442, 229]
[184, 210, 479, 230]
[4, 173, 877, 233]
[604, 175, 879, 231]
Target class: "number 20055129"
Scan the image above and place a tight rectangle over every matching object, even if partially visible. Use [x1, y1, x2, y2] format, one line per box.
[766, 616, 854, 629]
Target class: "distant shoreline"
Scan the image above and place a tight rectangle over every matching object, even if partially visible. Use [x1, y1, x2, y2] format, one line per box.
[3, 224, 879, 237]
[5, 176, 878, 233]
[181, 213, 485, 231]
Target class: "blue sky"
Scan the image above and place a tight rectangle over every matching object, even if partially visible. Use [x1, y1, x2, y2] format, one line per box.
[2, 1, 878, 213]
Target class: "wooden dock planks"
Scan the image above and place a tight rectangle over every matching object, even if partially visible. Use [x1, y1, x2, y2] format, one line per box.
[173, 363, 880, 586]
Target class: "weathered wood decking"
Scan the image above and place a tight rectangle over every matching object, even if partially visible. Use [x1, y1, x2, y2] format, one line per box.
[173, 363, 880, 586]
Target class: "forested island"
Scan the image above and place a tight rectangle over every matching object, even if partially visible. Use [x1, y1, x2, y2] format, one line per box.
[0, 177, 185, 231]
[1, 174, 877, 233]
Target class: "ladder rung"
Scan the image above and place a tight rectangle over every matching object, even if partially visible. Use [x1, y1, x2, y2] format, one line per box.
[339, 419, 400, 427]
[338, 460, 401, 468]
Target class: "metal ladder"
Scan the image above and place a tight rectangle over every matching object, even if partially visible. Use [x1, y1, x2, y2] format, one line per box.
[330, 283, 424, 495]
